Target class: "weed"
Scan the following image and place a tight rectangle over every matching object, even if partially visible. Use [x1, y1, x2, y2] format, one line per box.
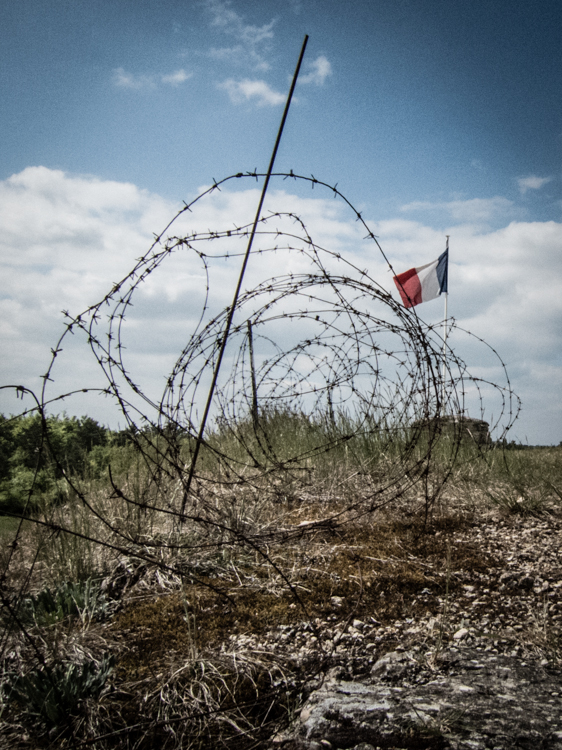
[4, 655, 114, 733]
[11, 578, 108, 627]
[482, 447, 562, 515]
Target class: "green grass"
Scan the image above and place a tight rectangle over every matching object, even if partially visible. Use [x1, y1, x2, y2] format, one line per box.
[0, 514, 29, 539]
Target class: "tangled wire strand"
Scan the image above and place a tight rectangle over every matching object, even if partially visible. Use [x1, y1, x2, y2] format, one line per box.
[0, 170, 523, 542]
[3, 171, 521, 528]
[0, 172, 520, 748]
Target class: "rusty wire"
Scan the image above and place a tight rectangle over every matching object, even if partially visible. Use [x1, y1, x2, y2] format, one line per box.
[2, 172, 520, 528]
[0, 171, 521, 748]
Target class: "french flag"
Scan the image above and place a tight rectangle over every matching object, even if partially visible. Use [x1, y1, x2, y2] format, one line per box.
[393, 250, 448, 308]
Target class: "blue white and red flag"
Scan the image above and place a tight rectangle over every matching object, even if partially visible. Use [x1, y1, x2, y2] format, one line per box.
[393, 250, 448, 308]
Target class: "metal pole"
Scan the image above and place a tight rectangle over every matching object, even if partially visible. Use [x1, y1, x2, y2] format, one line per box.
[247, 320, 258, 427]
[180, 35, 309, 516]
[441, 235, 449, 415]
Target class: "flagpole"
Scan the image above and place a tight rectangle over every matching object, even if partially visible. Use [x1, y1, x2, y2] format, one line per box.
[441, 235, 449, 415]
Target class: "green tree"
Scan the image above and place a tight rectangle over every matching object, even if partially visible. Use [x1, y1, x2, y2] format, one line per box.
[0, 413, 110, 515]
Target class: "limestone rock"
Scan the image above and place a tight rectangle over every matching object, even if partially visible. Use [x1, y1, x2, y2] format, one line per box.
[281, 648, 562, 749]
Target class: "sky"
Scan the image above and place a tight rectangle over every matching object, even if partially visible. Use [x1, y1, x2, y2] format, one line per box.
[1, 0, 561, 444]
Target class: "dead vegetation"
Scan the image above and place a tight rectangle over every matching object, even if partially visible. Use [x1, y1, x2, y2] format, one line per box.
[2, 173, 551, 748]
[1, 444, 561, 749]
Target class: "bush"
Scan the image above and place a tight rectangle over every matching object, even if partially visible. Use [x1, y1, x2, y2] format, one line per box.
[0, 413, 111, 515]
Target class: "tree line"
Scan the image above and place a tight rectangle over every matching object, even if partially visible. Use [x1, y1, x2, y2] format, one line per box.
[0, 413, 137, 515]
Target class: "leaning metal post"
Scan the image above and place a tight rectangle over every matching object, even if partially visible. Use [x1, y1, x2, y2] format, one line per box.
[180, 35, 309, 517]
[441, 235, 450, 415]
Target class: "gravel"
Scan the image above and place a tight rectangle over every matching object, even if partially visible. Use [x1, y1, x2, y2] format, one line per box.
[226, 514, 562, 668]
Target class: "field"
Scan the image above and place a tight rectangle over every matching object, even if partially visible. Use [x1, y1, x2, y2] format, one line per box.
[0, 411, 561, 749]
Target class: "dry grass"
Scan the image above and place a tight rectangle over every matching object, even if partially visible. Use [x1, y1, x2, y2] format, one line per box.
[0, 444, 561, 748]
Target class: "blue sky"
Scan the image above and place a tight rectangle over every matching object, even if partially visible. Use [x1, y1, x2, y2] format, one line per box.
[1, 0, 561, 443]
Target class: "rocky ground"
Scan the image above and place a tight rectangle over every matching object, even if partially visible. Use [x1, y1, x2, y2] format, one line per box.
[3, 506, 561, 749]
[279, 646, 562, 750]
[222, 512, 562, 749]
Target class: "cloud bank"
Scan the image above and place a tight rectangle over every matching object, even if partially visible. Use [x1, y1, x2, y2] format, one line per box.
[1, 167, 560, 444]
[401, 197, 516, 225]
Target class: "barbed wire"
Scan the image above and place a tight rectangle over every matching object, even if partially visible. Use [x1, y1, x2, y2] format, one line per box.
[1, 168, 522, 536]
[0, 172, 520, 748]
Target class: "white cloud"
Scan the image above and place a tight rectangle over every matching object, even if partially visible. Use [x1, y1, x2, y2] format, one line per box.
[0, 167, 175, 419]
[217, 78, 285, 106]
[1, 167, 561, 444]
[205, 0, 275, 45]
[208, 45, 270, 72]
[401, 196, 515, 224]
[161, 69, 192, 86]
[113, 68, 156, 90]
[299, 55, 332, 86]
[517, 175, 553, 194]
[113, 68, 192, 90]
[204, 0, 275, 71]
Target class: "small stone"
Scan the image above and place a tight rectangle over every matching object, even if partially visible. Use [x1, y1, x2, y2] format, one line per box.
[330, 596, 343, 608]
[371, 650, 411, 678]
[453, 627, 469, 640]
